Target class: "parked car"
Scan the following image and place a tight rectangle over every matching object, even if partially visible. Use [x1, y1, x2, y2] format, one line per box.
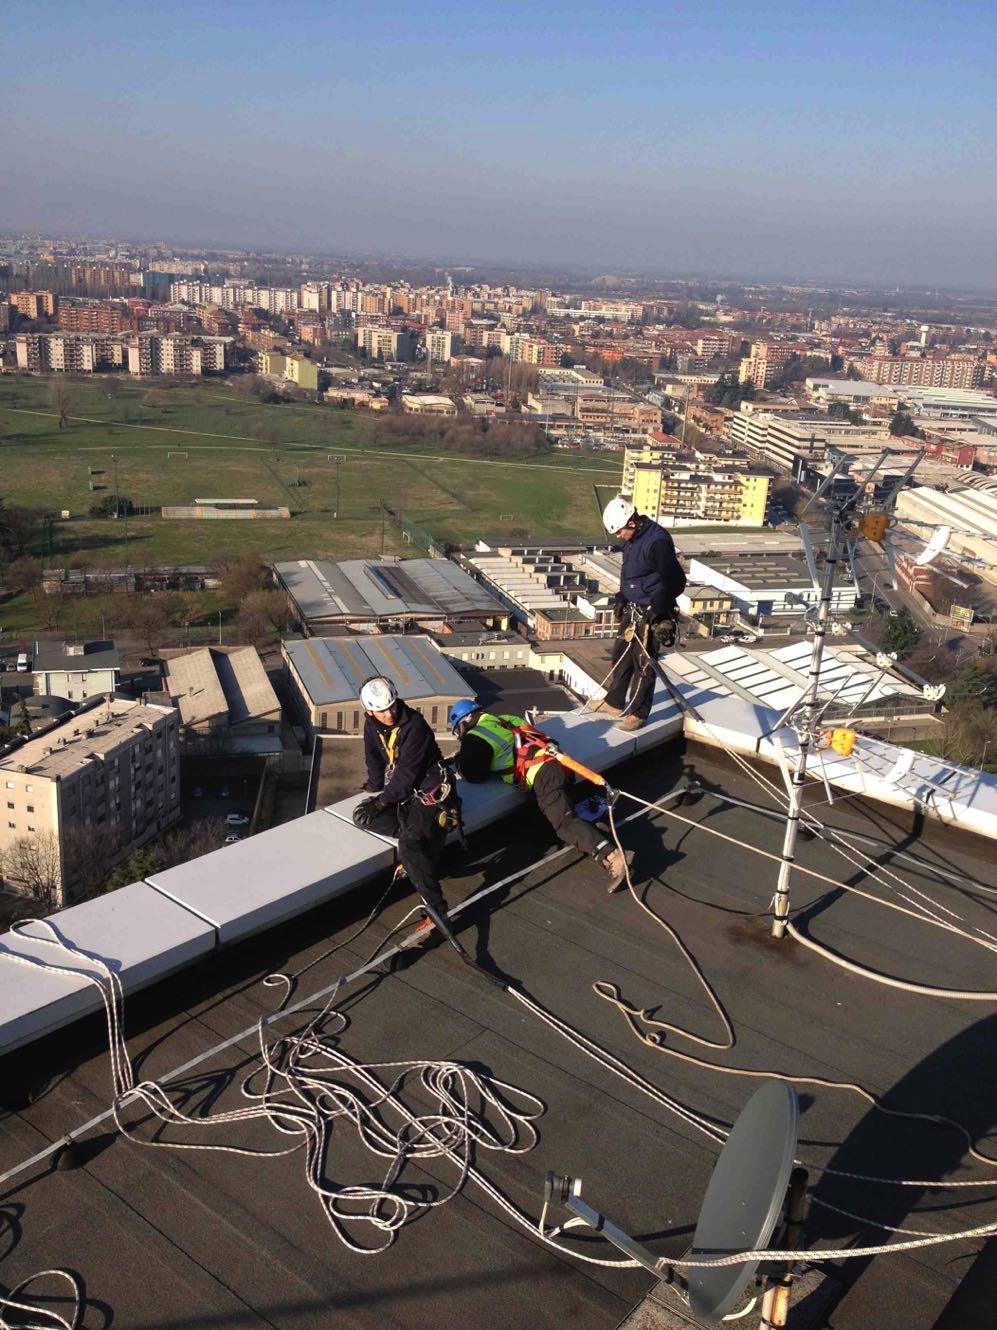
[16, 652, 30, 672]
[193, 787, 204, 799]
[224, 834, 245, 845]
[219, 786, 231, 798]
[226, 812, 250, 827]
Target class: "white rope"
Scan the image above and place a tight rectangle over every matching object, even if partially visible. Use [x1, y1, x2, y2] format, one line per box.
[0, 1269, 83, 1330]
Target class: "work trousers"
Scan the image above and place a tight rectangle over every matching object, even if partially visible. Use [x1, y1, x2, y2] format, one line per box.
[604, 620, 663, 721]
[531, 759, 606, 861]
[368, 797, 447, 912]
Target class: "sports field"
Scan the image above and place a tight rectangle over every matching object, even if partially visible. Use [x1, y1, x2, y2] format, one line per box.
[0, 377, 620, 568]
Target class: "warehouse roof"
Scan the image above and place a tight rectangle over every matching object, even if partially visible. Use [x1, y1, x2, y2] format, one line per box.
[283, 634, 471, 706]
[276, 557, 504, 623]
[164, 646, 280, 728]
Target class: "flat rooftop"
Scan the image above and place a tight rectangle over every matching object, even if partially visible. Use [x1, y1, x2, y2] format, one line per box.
[2, 742, 994, 1328]
[277, 557, 505, 623]
[0, 698, 173, 779]
[284, 634, 470, 706]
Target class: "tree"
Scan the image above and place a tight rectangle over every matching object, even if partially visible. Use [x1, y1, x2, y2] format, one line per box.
[947, 660, 997, 710]
[90, 494, 134, 518]
[878, 608, 921, 657]
[165, 592, 204, 639]
[889, 408, 920, 438]
[935, 701, 997, 768]
[48, 379, 73, 429]
[241, 589, 292, 635]
[219, 556, 271, 602]
[1, 833, 63, 911]
[126, 598, 170, 654]
[7, 556, 42, 593]
[0, 506, 37, 563]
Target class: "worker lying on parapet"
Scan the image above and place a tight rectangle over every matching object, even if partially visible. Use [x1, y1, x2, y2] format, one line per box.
[448, 700, 630, 893]
[352, 676, 460, 943]
[597, 494, 687, 732]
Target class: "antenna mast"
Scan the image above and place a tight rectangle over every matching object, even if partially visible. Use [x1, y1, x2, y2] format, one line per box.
[770, 446, 923, 939]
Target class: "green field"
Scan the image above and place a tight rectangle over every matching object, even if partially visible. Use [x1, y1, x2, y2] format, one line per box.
[0, 376, 620, 570]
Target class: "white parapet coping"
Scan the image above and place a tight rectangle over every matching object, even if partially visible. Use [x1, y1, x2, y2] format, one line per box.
[0, 672, 993, 1058]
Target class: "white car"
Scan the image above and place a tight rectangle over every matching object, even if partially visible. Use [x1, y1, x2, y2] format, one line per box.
[226, 812, 250, 827]
[224, 834, 244, 845]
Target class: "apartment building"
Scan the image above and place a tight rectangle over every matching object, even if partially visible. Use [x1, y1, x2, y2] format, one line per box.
[32, 640, 121, 703]
[125, 333, 229, 376]
[15, 332, 124, 373]
[0, 698, 180, 906]
[425, 328, 453, 363]
[357, 326, 399, 360]
[56, 298, 136, 335]
[11, 290, 57, 319]
[631, 464, 770, 528]
[622, 435, 684, 492]
[851, 355, 983, 390]
[509, 335, 560, 367]
[737, 342, 803, 389]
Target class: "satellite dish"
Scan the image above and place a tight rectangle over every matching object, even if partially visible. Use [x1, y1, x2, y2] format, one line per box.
[914, 524, 951, 566]
[687, 1081, 799, 1321]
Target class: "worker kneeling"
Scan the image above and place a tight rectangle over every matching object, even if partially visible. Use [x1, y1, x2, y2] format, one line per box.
[449, 700, 629, 893]
[353, 676, 458, 943]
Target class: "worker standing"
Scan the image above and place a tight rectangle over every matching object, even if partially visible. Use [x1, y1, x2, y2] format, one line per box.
[599, 495, 686, 732]
[449, 701, 630, 893]
[352, 676, 456, 942]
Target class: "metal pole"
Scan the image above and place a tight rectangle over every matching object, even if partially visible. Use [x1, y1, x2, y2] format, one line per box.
[771, 517, 843, 938]
[217, 610, 222, 645]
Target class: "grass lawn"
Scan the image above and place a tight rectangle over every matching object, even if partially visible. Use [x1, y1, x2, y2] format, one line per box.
[0, 375, 618, 568]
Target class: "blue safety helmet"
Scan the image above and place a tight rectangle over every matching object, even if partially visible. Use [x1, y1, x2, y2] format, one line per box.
[448, 698, 481, 733]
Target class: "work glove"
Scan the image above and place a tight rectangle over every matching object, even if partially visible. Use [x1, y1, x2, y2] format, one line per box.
[650, 614, 677, 648]
[613, 595, 627, 624]
[352, 796, 381, 829]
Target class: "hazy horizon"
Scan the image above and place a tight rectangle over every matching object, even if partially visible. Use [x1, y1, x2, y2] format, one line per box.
[5, 1, 995, 288]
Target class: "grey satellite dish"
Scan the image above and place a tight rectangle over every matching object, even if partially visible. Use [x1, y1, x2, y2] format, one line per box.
[687, 1080, 799, 1320]
[543, 1081, 802, 1325]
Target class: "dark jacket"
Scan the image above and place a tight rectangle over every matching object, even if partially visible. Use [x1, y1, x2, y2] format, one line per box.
[617, 518, 686, 616]
[363, 701, 444, 807]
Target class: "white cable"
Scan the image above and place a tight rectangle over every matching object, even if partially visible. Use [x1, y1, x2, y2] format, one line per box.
[0, 1269, 83, 1330]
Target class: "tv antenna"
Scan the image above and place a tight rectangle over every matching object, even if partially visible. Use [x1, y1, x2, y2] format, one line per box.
[769, 445, 926, 939]
[544, 1081, 807, 1326]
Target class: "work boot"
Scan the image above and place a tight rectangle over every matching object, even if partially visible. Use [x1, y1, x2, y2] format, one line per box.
[398, 913, 436, 948]
[616, 714, 646, 731]
[602, 847, 630, 894]
[590, 699, 624, 718]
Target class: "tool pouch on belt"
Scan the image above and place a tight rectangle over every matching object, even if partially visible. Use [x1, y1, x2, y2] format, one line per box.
[416, 760, 466, 845]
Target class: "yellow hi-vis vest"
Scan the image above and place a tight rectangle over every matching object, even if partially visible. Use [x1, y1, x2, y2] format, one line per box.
[467, 712, 553, 790]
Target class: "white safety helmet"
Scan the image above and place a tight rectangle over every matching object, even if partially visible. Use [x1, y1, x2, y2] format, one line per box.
[360, 675, 398, 713]
[602, 495, 637, 534]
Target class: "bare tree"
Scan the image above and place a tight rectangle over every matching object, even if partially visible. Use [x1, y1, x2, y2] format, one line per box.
[7, 556, 42, 593]
[220, 556, 271, 602]
[125, 598, 170, 654]
[2, 833, 64, 912]
[48, 378, 73, 429]
[241, 589, 291, 634]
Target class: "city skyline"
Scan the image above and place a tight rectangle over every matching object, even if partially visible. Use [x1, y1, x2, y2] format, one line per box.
[5, 0, 995, 287]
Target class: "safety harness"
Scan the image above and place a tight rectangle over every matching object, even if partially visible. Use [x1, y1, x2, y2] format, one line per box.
[468, 713, 559, 790]
[377, 724, 464, 837]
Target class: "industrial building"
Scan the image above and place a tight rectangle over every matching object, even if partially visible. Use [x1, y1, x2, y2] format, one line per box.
[163, 646, 282, 753]
[282, 634, 470, 736]
[32, 640, 121, 704]
[162, 499, 290, 520]
[461, 545, 617, 639]
[895, 484, 997, 584]
[689, 550, 858, 619]
[275, 557, 508, 632]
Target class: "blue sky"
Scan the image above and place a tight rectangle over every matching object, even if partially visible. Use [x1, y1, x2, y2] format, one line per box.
[4, 1, 994, 285]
